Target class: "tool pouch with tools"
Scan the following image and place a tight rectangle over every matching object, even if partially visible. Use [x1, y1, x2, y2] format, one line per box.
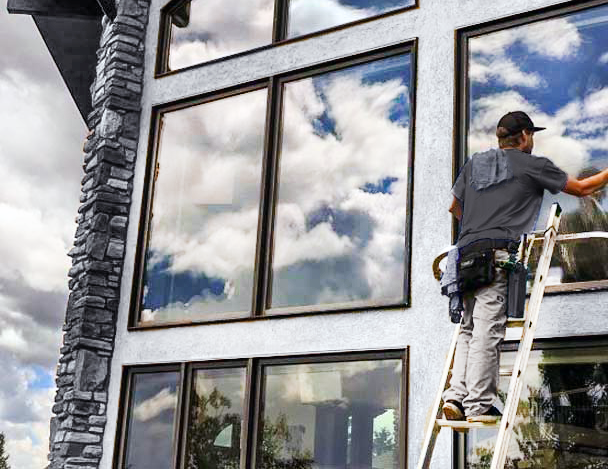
[457, 250, 495, 292]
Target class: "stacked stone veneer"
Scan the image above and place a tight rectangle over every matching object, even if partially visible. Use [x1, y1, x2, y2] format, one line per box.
[48, 0, 150, 467]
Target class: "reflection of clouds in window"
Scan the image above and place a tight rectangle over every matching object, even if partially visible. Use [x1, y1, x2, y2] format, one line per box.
[142, 89, 267, 323]
[168, 0, 274, 70]
[125, 372, 179, 469]
[272, 55, 411, 309]
[133, 387, 177, 422]
[287, 0, 415, 38]
[467, 4, 608, 284]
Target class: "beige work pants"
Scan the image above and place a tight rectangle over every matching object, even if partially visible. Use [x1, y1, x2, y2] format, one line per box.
[442, 250, 509, 417]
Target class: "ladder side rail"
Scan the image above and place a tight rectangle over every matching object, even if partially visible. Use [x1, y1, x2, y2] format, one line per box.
[416, 325, 460, 469]
[490, 204, 561, 469]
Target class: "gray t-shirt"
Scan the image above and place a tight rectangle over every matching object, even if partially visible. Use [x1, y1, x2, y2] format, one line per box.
[453, 149, 568, 247]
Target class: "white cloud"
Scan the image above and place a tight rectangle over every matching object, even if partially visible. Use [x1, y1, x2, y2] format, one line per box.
[288, 0, 372, 37]
[469, 17, 582, 88]
[133, 388, 177, 422]
[600, 51, 608, 64]
[169, 0, 274, 69]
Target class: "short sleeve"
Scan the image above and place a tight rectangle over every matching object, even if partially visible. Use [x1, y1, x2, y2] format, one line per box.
[531, 157, 568, 194]
[452, 161, 468, 202]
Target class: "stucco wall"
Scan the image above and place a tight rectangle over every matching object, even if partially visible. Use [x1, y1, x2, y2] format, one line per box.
[99, 0, 608, 468]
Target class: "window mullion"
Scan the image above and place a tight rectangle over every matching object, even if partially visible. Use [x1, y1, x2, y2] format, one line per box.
[252, 77, 283, 316]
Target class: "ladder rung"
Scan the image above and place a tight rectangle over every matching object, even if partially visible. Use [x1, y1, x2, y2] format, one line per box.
[507, 317, 525, 328]
[436, 419, 500, 431]
[499, 367, 513, 376]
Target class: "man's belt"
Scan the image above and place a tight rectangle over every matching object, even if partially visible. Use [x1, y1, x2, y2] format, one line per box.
[459, 238, 520, 257]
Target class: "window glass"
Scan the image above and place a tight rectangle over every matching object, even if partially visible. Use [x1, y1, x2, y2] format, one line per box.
[257, 359, 403, 469]
[465, 346, 608, 468]
[186, 367, 247, 469]
[271, 54, 412, 310]
[124, 371, 180, 468]
[466, 5, 608, 285]
[141, 89, 267, 324]
[165, 0, 274, 71]
[287, 0, 415, 38]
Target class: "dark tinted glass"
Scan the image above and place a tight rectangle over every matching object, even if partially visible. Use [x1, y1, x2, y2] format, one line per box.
[165, 0, 274, 71]
[466, 346, 608, 468]
[257, 359, 403, 469]
[124, 371, 180, 468]
[141, 89, 267, 324]
[271, 54, 412, 310]
[186, 367, 247, 469]
[287, 0, 415, 38]
[466, 5, 608, 285]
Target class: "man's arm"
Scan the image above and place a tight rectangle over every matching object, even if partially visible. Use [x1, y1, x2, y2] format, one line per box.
[449, 196, 462, 221]
[562, 168, 608, 197]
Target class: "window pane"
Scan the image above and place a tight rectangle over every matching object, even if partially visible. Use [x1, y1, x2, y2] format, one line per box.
[124, 371, 180, 468]
[466, 5, 608, 285]
[287, 0, 415, 38]
[271, 54, 412, 310]
[257, 359, 403, 469]
[165, 0, 274, 71]
[186, 367, 247, 469]
[141, 89, 267, 324]
[465, 346, 608, 468]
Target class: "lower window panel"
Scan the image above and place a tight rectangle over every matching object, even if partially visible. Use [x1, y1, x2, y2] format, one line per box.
[115, 351, 407, 469]
[464, 344, 608, 468]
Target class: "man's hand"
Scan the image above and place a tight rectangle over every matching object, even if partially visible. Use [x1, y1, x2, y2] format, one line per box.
[449, 196, 463, 220]
[563, 168, 608, 197]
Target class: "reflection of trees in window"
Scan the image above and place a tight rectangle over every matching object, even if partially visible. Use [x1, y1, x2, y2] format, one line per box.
[466, 349, 608, 469]
[258, 414, 314, 469]
[187, 387, 241, 469]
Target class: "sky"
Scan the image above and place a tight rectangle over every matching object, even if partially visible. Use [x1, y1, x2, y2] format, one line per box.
[0, 7, 85, 469]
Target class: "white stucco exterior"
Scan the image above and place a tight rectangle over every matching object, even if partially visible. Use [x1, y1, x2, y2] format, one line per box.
[101, 1, 608, 467]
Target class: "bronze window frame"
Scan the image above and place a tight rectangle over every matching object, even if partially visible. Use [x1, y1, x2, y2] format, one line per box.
[155, 0, 419, 77]
[453, 0, 608, 295]
[130, 40, 417, 330]
[112, 348, 409, 469]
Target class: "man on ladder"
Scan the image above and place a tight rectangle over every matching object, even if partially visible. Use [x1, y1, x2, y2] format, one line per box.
[442, 110, 608, 424]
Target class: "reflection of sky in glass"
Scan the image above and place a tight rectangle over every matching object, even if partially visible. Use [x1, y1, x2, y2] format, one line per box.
[167, 0, 274, 71]
[271, 54, 411, 309]
[259, 359, 402, 469]
[187, 367, 247, 468]
[141, 89, 267, 324]
[467, 5, 608, 284]
[466, 347, 608, 468]
[288, 0, 415, 38]
[125, 372, 180, 468]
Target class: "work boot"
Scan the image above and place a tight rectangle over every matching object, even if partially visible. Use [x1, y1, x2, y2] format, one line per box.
[442, 400, 465, 420]
[466, 406, 502, 423]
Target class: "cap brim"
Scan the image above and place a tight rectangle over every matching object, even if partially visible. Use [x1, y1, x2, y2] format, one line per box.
[532, 126, 546, 132]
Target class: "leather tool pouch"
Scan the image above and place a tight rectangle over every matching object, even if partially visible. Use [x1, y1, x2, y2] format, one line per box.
[507, 262, 527, 319]
[457, 250, 495, 292]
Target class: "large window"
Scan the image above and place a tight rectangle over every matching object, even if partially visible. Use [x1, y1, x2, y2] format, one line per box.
[133, 44, 415, 327]
[456, 1, 608, 292]
[157, 0, 417, 74]
[462, 341, 608, 469]
[113, 351, 408, 469]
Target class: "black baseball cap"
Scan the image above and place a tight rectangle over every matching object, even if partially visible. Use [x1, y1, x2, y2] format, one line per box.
[497, 111, 546, 136]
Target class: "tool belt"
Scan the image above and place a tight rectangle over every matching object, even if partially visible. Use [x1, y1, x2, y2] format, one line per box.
[457, 238, 520, 292]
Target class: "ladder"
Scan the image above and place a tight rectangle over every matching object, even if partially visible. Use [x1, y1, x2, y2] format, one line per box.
[418, 203, 608, 469]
